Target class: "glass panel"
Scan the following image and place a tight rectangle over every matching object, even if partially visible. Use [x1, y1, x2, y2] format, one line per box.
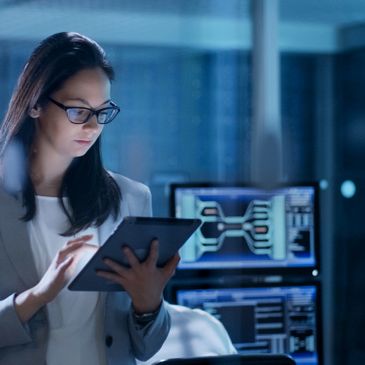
[279, 3, 365, 365]
[0, 0, 253, 216]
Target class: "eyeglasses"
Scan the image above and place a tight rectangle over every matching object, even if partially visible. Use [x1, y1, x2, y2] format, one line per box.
[48, 97, 120, 125]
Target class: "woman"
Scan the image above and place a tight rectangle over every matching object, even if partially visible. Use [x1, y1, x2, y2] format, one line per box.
[0, 32, 179, 365]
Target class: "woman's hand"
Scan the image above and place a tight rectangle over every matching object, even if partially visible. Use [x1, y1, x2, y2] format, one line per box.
[15, 234, 96, 323]
[32, 234, 96, 305]
[96, 239, 180, 314]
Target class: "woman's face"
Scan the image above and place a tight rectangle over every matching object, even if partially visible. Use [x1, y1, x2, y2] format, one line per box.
[34, 67, 111, 160]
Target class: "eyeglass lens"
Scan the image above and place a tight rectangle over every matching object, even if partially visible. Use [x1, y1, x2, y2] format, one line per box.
[67, 107, 118, 124]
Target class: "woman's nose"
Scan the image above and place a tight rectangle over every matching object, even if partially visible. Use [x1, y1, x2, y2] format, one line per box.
[83, 114, 101, 130]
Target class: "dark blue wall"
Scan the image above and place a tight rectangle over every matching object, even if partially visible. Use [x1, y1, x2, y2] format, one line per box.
[334, 48, 365, 365]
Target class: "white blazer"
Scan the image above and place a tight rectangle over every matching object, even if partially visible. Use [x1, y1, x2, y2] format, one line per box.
[0, 172, 170, 365]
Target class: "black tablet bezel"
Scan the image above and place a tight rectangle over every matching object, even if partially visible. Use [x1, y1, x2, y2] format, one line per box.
[68, 216, 202, 291]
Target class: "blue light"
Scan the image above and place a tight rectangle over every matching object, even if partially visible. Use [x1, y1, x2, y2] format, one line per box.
[320, 179, 328, 190]
[341, 180, 356, 198]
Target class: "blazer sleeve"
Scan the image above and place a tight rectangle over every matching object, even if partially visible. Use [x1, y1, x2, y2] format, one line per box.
[128, 301, 171, 361]
[0, 293, 32, 347]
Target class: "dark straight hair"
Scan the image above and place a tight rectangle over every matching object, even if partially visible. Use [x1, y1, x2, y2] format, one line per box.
[0, 32, 121, 236]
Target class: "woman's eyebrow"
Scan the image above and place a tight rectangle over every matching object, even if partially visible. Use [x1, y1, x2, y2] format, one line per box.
[65, 97, 111, 108]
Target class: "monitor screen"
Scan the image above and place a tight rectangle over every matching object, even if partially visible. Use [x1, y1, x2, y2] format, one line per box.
[175, 284, 320, 365]
[170, 184, 318, 271]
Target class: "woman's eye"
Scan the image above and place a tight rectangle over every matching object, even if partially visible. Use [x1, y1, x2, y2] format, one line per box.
[69, 108, 89, 120]
[75, 109, 88, 116]
[98, 111, 109, 122]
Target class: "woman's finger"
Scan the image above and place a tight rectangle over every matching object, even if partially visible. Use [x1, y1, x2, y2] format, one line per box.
[103, 258, 128, 277]
[122, 246, 140, 267]
[56, 242, 84, 265]
[57, 255, 74, 272]
[96, 270, 124, 285]
[145, 239, 159, 266]
[66, 234, 93, 246]
[58, 241, 84, 255]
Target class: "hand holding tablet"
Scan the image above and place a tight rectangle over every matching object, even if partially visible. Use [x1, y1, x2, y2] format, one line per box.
[68, 216, 201, 291]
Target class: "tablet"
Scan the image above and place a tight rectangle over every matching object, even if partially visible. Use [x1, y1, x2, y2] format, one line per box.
[68, 216, 202, 291]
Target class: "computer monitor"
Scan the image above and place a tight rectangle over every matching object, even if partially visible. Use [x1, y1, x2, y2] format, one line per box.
[174, 283, 321, 365]
[170, 184, 319, 272]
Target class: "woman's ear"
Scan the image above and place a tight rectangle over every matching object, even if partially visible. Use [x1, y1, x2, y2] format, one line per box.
[29, 104, 42, 118]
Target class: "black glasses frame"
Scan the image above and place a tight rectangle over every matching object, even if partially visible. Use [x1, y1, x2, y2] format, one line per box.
[48, 97, 120, 125]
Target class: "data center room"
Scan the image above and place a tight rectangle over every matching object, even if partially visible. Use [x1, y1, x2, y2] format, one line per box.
[0, 1, 364, 365]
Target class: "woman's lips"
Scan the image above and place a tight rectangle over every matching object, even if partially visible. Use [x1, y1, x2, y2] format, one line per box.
[75, 139, 92, 146]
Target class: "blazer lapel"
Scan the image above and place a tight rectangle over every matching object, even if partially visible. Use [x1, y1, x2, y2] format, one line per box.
[0, 190, 39, 289]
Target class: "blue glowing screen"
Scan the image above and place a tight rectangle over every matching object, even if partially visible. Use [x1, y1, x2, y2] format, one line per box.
[173, 186, 317, 270]
[177, 285, 319, 365]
